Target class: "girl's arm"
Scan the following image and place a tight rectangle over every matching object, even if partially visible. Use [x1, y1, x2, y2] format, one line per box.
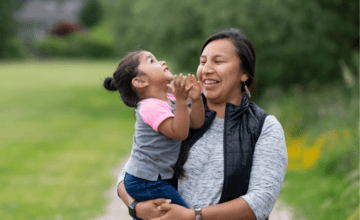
[159, 74, 193, 141]
[188, 74, 205, 129]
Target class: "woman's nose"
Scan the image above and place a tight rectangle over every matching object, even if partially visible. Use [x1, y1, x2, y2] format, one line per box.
[202, 62, 214, 75]
[160, 61, 166, 66]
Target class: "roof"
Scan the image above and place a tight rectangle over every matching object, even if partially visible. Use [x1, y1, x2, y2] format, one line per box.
[15, 0, 84, 23]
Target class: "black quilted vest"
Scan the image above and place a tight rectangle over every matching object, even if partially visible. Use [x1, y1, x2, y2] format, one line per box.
[172, 95, 268, 217]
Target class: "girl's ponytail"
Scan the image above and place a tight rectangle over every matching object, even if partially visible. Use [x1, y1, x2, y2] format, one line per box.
[103, 51, 143, 108]
[103, 77, 117, 91]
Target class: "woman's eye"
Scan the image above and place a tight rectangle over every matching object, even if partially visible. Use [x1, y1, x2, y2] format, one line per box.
[150, 59, 155, 64]
[215, 60, 223, 63]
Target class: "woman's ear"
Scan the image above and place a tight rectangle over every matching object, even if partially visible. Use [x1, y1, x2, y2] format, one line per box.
[132, 75, 149, 89]
[240, 73, 249, 82]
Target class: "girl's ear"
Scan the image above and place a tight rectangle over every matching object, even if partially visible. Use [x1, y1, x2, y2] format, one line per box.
[132, 75, 149, 89]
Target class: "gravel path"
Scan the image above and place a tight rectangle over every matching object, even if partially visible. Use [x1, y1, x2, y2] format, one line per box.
[90, 156, 132, 220]
[90, 156, 297, 220]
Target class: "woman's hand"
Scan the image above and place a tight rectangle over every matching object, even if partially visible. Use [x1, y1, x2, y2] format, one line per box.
[136, 199, 171, 220]
[150, 203, 194, 220]
[188, 74, 202, 101]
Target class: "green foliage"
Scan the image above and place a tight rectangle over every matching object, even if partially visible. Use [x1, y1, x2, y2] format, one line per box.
[257, 63, 359, 219]
[0, 0, 27, 59]
[0, 61, 133, 219]
[80, 0, 103, 28]
[109, 0, 358, 89]
[0, 37, 28, 59]
[281, 169, 359, 220]
[0, 0, 16, 43]
[35, 26, 116, 59]
[35, 36, 67, 57]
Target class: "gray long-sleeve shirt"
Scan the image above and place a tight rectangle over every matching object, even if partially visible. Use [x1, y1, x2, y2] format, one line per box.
[118, 115, 288, 220]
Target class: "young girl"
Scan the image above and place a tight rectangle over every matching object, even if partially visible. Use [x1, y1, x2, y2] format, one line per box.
[103, 50, 204, 219]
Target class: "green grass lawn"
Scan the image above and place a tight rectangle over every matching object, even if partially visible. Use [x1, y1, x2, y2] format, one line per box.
[0, 60, 135, 219]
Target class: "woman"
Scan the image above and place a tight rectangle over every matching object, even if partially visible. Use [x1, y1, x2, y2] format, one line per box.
[117, 28, 287, 220]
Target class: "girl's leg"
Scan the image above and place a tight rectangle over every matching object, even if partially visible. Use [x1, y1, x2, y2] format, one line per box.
[124, 173, 150, 220]
[125, 173, 189, 220]
[144, 178, 189, 208]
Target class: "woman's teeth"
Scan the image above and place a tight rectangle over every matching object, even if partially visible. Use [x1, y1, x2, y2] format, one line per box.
[204, 80, 219, 85]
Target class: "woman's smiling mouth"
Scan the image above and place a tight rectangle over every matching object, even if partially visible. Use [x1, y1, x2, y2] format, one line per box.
[204, 80, 219, 87]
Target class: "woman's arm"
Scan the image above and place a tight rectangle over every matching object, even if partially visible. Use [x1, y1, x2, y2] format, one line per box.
[155, 197, 256, 220]
[118, 181, 170, 220]
[241, 116, 287, 219]
[117, 160, 170, 219]
[154, 116, 287, 220]
[118, 180, 134, 207]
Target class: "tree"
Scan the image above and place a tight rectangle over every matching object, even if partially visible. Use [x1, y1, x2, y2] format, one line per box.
[80, 0, 103, 29]
[0, 0, 25, 59]
[110, 0, 359, 90]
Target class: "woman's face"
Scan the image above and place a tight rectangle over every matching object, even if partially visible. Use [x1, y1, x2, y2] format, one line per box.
[197, 39, 249, 105]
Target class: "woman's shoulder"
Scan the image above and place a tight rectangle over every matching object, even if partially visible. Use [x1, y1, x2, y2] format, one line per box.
[261, 115, 285, 139]
[264, 115, 281, 126]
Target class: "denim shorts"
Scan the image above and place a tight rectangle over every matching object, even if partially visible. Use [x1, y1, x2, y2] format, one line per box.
[124, 172, 189, 219]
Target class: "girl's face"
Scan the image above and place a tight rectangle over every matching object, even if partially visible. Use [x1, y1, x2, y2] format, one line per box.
[137, 51, 173, 86]
[197, 39, 248, 105]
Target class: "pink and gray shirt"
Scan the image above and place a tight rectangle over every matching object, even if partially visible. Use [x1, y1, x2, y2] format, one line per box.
[124, 94, 181, 181]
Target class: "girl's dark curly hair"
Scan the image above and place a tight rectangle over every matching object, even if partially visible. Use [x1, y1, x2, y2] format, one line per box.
[103, 51, 144, 107]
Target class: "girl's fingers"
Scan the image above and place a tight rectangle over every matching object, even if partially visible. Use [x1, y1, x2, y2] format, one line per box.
[167, 84, 175, 93]
[185, 84, 193, 92]
[173, 75, 178, 88]
[181, 74, 187, 87]
[175, 74, 183, 88]
[157, 203, 171, 211]
[190, 74, 199, 86]
[178, 73, 183, 85]
[189, 74, 195, 83]
[182, 76, 188, 88]
[153, 198, 171, 206]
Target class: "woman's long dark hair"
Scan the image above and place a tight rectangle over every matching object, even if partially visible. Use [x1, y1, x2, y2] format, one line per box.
[103, 50, 144, 107]
[200, 28, 256, 93]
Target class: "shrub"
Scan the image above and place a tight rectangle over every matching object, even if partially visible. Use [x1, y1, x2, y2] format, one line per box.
[35, 33, 116, 59]
[49, 21, 84, 37]
[0, 38, 28, 59]
[35, 36, 66, 57]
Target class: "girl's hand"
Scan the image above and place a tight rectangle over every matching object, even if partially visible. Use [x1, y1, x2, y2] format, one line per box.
[136, 198, 171, 220]
[188, 74, 202, 101]
[150, 203, 194, 220]
[167, 73, 193, 101]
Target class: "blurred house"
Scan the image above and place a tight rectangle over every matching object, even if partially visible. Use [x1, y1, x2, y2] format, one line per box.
[15, 0, 84, 45]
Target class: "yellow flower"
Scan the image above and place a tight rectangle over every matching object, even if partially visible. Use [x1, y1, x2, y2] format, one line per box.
[347, 205, 359, 220]
[287, 135, 326, 171]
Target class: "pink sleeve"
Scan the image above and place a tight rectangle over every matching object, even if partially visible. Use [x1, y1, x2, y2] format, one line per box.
[166, 93, 176, 102]
[139, 98, 174, 131]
